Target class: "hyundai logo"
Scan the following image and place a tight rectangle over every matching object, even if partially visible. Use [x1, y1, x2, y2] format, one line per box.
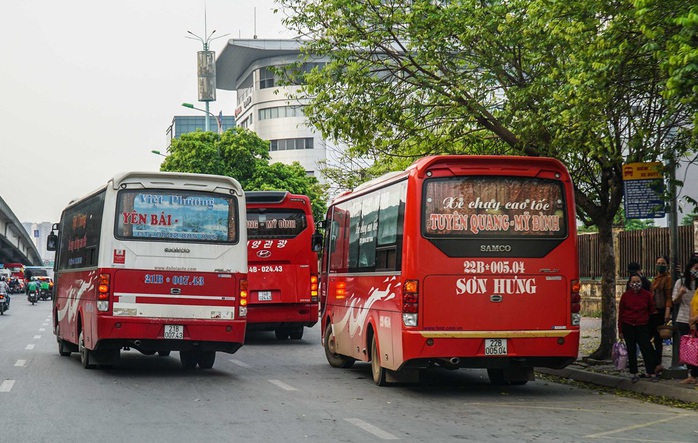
[256, 250, 272, 258]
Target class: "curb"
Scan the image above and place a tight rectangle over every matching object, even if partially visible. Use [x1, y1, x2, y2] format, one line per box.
[537, 367, 698, 405]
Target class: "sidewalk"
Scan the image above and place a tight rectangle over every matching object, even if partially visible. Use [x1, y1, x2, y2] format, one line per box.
[536, 318, 698, 405]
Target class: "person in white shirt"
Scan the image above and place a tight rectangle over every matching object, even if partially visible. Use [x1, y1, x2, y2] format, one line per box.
[672, 258, 698, 384]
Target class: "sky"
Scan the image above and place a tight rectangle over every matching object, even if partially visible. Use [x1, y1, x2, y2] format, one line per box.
[0, 0, 292, 224]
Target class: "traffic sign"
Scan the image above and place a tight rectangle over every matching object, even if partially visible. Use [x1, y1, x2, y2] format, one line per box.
[622, 162, 665, 219]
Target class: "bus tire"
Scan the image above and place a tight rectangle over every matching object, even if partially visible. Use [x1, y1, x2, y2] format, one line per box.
[289, 327, 304, 340]
[180, 350, 199, 369]
[198, 351, 216, 369]
[58, 339, 72, 357]
[158, 350, 171, 357]
[324, 326, 355, 369]
[275, 329, 290, 340]
[370, 335, 388, 386]
[79, 330, 96, 369]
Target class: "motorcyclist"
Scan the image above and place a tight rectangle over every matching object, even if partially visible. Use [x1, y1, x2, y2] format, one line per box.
[38, 278, 50, 299]
[26, 277, 39, 300]
[0, 276, 10, 309]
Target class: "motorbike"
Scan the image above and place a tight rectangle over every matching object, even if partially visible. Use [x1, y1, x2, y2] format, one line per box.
[27, 290, 38, 305]
[0, 293, 9, 314]
[39, 288, 50, 301]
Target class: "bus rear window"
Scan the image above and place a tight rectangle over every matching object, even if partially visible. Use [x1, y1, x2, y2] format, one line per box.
[423, 176, 567, 239]
[115, 190, 238, 243]
[247, 209, 307, 239]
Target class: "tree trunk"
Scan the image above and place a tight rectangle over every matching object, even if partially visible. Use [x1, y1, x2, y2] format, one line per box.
[588, 223, 617, 360]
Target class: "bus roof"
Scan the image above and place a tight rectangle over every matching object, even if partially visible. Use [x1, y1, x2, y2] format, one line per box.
[66, 171, 245, 208]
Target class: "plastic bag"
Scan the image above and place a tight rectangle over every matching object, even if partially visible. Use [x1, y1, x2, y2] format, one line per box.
[679, 332, 698, 367]
[612, 340, 628, 370]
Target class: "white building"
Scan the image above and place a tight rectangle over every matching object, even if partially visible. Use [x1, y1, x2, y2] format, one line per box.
[21, 221, 55, 265]
[215, 39, 336, 180]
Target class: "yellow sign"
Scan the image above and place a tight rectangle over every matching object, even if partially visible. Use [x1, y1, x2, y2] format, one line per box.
[622, 162, 663, 181]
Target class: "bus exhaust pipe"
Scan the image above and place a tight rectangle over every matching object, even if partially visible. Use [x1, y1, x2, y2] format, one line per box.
[134, 340, 142, 347]
[450, 357, 460, 365]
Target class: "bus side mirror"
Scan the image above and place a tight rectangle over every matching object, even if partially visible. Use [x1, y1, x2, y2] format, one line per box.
[311, 232, 323, 253]
[47, 232, 58, 251]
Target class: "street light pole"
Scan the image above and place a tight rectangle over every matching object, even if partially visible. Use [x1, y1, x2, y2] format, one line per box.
[181, 102, 216, 133]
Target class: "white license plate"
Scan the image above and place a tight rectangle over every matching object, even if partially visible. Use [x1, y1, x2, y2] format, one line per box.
[258, 291, 272, 301]
[164, 325, 184, 340]
[484, 338, 508, 355]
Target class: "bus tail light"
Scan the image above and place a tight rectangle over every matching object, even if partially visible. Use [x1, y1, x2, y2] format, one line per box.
[402, 279, 419, 327]
[239, 278, 248, 318]
[571, 279, 581, 326]
[310, 275, 318, 302]
[336, 281, 346, 300]
[97, 273, 110, 312]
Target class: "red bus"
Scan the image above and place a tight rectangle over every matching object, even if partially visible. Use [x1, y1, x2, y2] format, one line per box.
[245, 191, 322, 340]
[47, 172, 248, 370]
[320, 155, 580, 385]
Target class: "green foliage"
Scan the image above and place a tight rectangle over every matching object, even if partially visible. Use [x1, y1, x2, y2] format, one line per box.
[159, 128, 327, 220]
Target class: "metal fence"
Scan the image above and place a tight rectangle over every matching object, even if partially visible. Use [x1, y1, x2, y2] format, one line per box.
[578, 225, 695, 280]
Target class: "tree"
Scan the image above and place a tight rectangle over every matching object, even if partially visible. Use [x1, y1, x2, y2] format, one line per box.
[280, 0, 698, 358]
[159, 128, 327, 220]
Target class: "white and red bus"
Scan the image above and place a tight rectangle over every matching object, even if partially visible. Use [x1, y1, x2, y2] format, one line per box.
[320, 155, 580, 385]
[47, 172, 248, 370]
[245, 191, 322, 340]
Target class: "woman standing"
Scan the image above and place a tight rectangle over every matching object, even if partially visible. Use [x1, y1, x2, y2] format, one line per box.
[619, 274, 657, 382]
[649, 256, 672, 374]
[673, 259, 698, 384]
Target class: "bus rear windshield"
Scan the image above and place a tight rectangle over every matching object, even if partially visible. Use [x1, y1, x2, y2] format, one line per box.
[247, 209, 307, 239]
[115, 190, 239, 243]
[424, 176, 567, 239]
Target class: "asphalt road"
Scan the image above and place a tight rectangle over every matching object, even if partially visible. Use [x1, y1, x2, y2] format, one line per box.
[1, 297, 696, 442]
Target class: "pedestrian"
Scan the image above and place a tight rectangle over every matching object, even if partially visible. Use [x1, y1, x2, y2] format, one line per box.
[673, 258, 698, 384]
[627, 261, 652, 291]
[619, 273, 658, 382]
[649, 255, 672, 375]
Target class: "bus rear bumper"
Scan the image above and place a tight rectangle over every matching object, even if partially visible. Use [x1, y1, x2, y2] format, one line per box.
[246, 303, 318, 330]
[94, 317, 246, 354]
[400, 329, 580, 370]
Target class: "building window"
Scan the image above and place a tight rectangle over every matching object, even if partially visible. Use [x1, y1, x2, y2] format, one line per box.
[269, 138, 314, 151]
[258, 106, 305, 121]
[259, 67, 276, 89]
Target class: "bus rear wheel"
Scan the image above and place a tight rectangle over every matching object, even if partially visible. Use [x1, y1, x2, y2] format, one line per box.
[371, 335, 388, 386]
[180, 350, 199, 369]
[275, 329, 290, 340]
[79, 331, 96, 369]
[289, 327, 304, 340]
[198, 351, 216, 369]
[324, 326, 355, 368]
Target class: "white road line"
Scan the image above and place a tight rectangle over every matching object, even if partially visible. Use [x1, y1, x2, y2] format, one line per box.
[15, 360, 26, 367]
[39, 328, 45, 332]
[33, 335, 41, 339]
[585, 415, 690, 439]
[268, 380, 298, 391]
[0, 380, 15, 392]
[25, 344, 35, 350]
[229, 359, 251, 368]
[345, 418, 399, 440]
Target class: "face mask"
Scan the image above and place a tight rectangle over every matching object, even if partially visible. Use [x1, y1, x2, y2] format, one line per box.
[656, 265, 667, 274]
[629, 282, 642, 291]
[692, 269, 698, 279]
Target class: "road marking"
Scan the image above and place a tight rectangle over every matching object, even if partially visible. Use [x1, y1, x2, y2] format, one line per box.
[33, 335, 41, 339]
[229, 359, 251, 368]
[25, 344, 35, 350]
[0, 380, 15, 392]
[39, 328, 45, 332]
[585, 415, 690, 439]
[345, 418, 399, 440]
[15, 360, 26, 367]
[268, 380, 298, 391]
